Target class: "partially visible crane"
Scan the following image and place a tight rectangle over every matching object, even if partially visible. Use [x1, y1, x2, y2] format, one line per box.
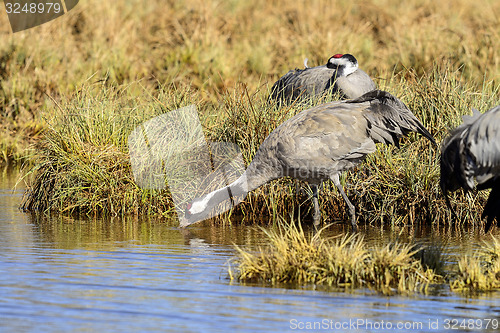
[440, 105, 500, 232]
[269, 54, 376, 106]
[182, 90, 436, 230]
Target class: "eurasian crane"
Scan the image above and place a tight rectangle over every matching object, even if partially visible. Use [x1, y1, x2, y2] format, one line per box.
[440, 105, 500, 232]
[269, 54, 376, 106]
[182, 90, 436, 230]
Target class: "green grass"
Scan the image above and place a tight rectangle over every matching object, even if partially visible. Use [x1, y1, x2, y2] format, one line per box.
[20, 82, 197, 216]
[19, 65, 498, 229]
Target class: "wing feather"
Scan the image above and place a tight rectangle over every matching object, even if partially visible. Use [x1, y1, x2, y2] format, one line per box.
[349, 90, 436, 146]
[465, 105, 500, 186]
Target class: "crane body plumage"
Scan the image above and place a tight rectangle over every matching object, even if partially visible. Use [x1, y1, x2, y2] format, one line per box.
[269, 54, 376, 105]
[440, 105, 500, 232]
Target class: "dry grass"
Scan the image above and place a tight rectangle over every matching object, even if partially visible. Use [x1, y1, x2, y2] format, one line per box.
[1, 0, 499, 164]
[231, 223, 500, 294]
[230, 222, 441, 295]
[450, 237, 500, 292]
[4, 0, 497, 228]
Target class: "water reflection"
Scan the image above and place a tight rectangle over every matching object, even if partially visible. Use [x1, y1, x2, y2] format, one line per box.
[1, 171, 499, 333]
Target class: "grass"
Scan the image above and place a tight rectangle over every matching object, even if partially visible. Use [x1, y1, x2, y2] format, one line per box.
[230, 222, 500, 294]
[230, 222, 441, 295]
[19, 65, 499, 228]
[1, 0, 499, 164]
[450, 237, 500, 292]
[2, 0, 500, 298]
[20, 82, 197, 216]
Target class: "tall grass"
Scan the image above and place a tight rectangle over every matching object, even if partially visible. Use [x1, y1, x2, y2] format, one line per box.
[19, 65, 499, 228]
[20, 82, 197, 215]
[3, 0, 498, 228]
[1, 0, 499, 165]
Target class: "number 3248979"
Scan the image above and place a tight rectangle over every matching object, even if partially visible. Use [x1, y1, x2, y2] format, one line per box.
[5, 2, 62, 14]
[443, 319, 498, 330]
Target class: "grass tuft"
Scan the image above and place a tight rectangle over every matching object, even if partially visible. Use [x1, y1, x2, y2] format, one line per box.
[231, 222, 441, 295]
[450, 237, 500, 293]
[232, 223, 500, 294]
[20, 82, 196, 216]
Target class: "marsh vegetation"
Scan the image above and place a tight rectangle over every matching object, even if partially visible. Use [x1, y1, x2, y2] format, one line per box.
[231, 222, 500, 294]
[0, 0, 499, 293]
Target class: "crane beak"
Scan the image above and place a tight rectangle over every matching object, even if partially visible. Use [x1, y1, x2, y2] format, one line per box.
[179, 203, 193, 228]
[178, 215, 191, 228]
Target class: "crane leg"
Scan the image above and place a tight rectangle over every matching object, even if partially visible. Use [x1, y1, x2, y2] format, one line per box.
[331, 174, 357, 232]
[311, 184, 321, 226]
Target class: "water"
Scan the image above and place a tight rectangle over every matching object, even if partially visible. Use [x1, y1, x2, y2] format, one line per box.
[1, 172, 499, 332]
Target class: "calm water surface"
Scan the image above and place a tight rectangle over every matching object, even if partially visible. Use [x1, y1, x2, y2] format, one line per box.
[1, 172, 499, 332]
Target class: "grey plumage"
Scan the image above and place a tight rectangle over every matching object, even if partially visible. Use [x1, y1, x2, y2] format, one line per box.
[183, 90, 435, 230]
[440, 105, 500, 232]
[269, 54, 376, 106]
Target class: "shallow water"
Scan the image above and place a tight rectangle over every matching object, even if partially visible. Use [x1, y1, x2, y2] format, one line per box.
[1, 172, 499, 332]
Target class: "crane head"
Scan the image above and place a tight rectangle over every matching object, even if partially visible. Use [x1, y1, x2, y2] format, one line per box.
[326, 54, 359, 76]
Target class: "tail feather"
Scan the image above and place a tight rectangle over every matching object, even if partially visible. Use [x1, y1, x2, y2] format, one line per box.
[411, 120, 437, 147]
[355, 90, 437, 147]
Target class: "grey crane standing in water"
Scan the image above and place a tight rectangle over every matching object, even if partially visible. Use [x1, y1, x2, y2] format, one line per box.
[440, 105, 500, 232]
[181, 90, 436, 230]
[269, 54, 377, 106]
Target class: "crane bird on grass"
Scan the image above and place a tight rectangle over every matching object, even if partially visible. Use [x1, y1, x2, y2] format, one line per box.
[269, 53, 376, 106]
[181, 90, 436, 230]
[440, 105, 500, 232]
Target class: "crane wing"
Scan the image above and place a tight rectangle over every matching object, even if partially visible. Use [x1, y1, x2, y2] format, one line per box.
[352, 90, 436, 147]
[334, 69, 377, 99]
[465, 105, 500, 186]
[269, 65, 334, 104]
